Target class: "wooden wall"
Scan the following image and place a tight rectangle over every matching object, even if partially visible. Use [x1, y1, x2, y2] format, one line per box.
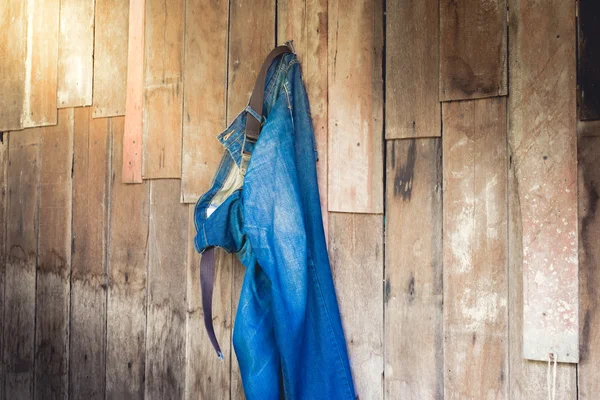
[0, 0, 598, 399]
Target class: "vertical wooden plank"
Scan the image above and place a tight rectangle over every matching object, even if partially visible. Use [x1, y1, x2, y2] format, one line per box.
[329, 213, 383, 399]
[70, 108, 110, 399]
[92, 0, 129, 117]
[106, 117, 149, 399]
[35, 108, 74, 399]
[384, 139, 443, 398]
[439, 0, 507, 101]
[185, 206, 233, 400]
[386, 0, 440, 139]
[578, 0, 600, 121]
[57, 0, 94, 108]
[142, 0, 184, 179]
[509, 0, 579, 364]
[123, 0, 145, 183]
[145, 179, 187, 398]
[578, 136, 600, 399]
[4, 128, 41, 399]
[0, 134, 9, 398]
[181, 0, 228, 203]
[328, 0, 384, 213]
[277, 0, 329, 232]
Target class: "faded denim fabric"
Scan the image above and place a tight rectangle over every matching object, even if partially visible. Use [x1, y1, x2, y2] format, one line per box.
[194, 52, 356, 399]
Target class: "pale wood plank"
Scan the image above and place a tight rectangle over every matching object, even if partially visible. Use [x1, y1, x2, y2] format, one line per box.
[0, 133, 8, 398]
[442, 98, 507, 399]
[123, 0, 145, 183]
[57, 0, 94, 108]
[384, 139, 443, 399]
[106, 117, 149, 399]
[277, 0, 329, 232]
[142, 0, 184, 179]
[181, 0, 228, 203]
[329, 213, 383, 399]
[578, 136, 600, 399]
[70, 108, 111, 399]
[145, 179, 188, 398]
[509, 0, 579, 364]
[185, 206, 233, 400]
[328, 0, 383, 213]
[92, 0, 129, 118]
[439, 0, 507, 101]
[386, 0, 440, 139]
[4, 128, 41, 399]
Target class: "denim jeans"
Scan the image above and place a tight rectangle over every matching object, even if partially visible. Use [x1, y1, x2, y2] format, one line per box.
[194, 51, 356, 399]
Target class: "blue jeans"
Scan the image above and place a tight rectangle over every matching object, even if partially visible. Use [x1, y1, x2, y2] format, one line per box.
[194, 52, 356, 399]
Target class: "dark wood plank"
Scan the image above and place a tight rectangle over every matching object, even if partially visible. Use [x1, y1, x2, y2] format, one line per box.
[439, 0, 507, 101]
[0, 133, 8, 398]
[70, 108, 111, 399]
[106, 117, 149, 399]
[386, 0, 440, 138]
[4, 128, 41, 399]
[578, 0, 600, 121]
[384, 138, 443, 398]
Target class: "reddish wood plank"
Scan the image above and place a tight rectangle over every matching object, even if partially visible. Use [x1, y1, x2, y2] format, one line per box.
[122, 0, 145, 183]
[509, 0, 578, 364]
[142, 0, 184, 179]
[92, 0, 129, 117]
[384, 139, 443, 398]
[0, 134, 8, 398]
[328, 0, 384, 213]
[439, 0, 507, 101]
[442, 98, 508, 399]
[57, 0, 94, 108]
[386, 0, 440, 138]
[4, 128, 41, 399]
[106, 117, 149, 399]
[181, 0, 228, 203]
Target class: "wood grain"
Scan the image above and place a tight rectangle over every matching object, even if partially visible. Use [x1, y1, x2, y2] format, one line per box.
[386, 0, 440, 139]
[70, 108, 111, 399]
[106, 117, 149, 399]
[57, 0, 94, 108]
[442, 98, 507, 399]
[142, 0, 184, 179]
[328, 0, 384, 213]
[145, 179, 188, 398]
[123, 0, 145, 183]
[509, 0, 579, 364]
[439, 0, 507, 101]
[329, 213, 383, 399]
[181, 0, 228, 203]
[384, 139, 443, 399]
[4, 128, 41, 399]
[277, 0, 329, 232]
[0, 134, 8, 398]
[578, 0, 600, 121]
[92, 0, 129, 117]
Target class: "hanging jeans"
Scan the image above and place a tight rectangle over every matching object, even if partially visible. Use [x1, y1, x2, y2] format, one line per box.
[193, 44, 356, 399]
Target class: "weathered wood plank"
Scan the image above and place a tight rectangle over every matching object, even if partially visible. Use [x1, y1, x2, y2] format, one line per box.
[4, 128, 41, 399]
[92, 0, 129, 118]
[386, 0, 440, 139]
[57, 0, 94, 108]
[578, 120, 600, 137]
[509, 0, 578, 364]
[328, 0, 384, 213]
[439, 0, 507, 101]
[70, 108, 111, 399]
[34, 108, 74, 399]
[145, 179, 187, 398]
[0, 133, 9, 398]
[181, 0, 228, 203]
[277, 0, 329, 232]
[122, 0, 145, 183]
[578, 136, 600, 399]
[142, 0, 184, 179]
[578, 0, 600, 121]
[329, 213, 383, 399]
[442, 98, 507, 399]
[106, 117, 149, 399]
[185, 206, 233, 400]
[384, 139, 443, 399]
